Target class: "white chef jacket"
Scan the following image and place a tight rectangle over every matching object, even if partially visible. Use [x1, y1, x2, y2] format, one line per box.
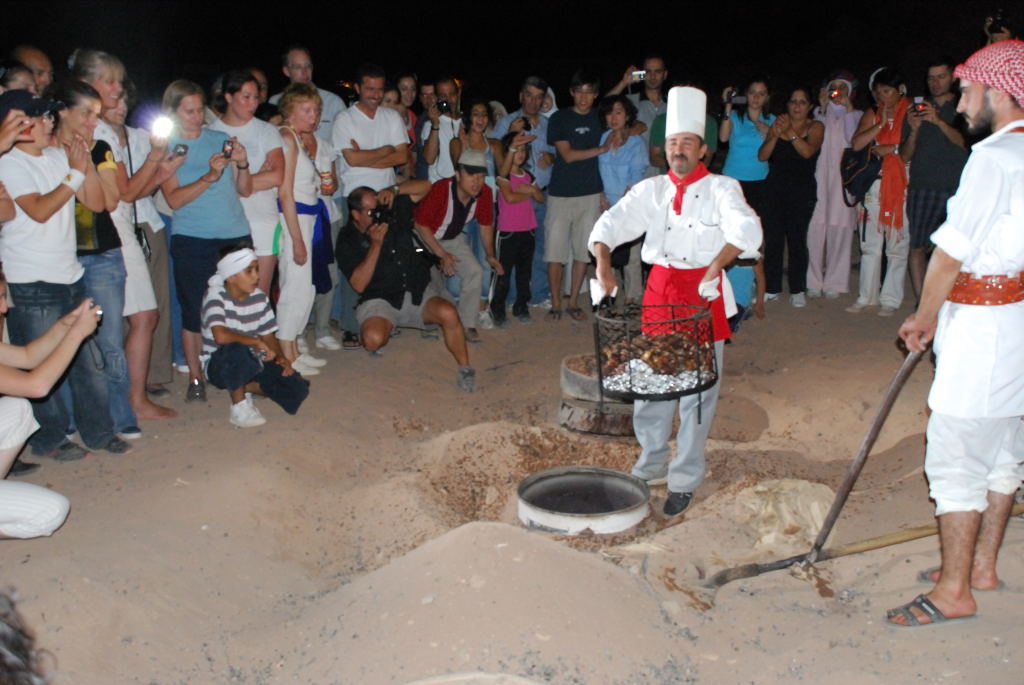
[929, 120, 1024, 418]
[589, 173, 762, 270]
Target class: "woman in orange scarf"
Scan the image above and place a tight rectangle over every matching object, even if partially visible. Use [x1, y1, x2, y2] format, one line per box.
[846, 67, 911, 317]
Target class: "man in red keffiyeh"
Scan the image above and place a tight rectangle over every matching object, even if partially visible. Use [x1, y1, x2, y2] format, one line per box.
[590, 87, 762, 517]
[890, 39, 1024, 628]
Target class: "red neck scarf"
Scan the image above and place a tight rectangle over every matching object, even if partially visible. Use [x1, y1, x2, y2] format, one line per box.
[667, 163, 710, 215]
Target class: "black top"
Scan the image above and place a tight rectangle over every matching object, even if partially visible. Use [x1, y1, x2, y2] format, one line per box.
[900, 98, 968, 190]
[336, 195, 434, 309]
[76, 139, 123, 256]
[547, 108, 603, 197]
[766, 134, 818, 194]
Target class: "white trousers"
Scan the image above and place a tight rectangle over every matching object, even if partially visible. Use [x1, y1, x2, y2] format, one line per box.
[276, 213, 316, 340]
[0, 397, 70, 538]
[925, 412, 1024, 515]
[854, 179, 908, 308]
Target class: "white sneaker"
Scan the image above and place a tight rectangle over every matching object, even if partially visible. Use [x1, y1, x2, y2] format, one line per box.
[290, 358, 320, 376]
[295, 352, 326, 368]
[174, 363, 189, 374]
[478, 310, 495, 330]
[877, 306, 897, 317]
[824, 290, 841, 299]
[297, 336, 309, 355]
[230, 397, 266, 428]
[806, 289, 823, 298]
[315, 335, 342, 351]
[764, 292, 780, 302]
[846, 301, 872, 313]
[790, 292, 807, 308]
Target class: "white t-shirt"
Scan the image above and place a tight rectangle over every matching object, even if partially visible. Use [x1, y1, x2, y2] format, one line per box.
[93, 119, 125, 165]
[208, 117, 283, 226]
[0, 147, 84, 284]
[422, 115, 461, 182]
[116, 125, 167, 231]
[332, 104, 408, 194]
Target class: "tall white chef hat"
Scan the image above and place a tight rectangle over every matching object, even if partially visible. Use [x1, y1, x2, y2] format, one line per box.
[666, 86, 706, 139]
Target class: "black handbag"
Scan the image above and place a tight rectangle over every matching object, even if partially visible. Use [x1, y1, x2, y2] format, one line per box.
[839, 145, 881, 207]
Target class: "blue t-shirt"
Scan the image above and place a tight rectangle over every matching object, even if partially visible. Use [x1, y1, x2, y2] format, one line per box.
[598, 131, 648, 205]
[168, 128, 251, 240]
[722, 110, 776, 182]
[547, 108, 603, 197]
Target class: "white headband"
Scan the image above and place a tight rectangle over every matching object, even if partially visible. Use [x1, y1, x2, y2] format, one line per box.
[208, 248, 257, 289]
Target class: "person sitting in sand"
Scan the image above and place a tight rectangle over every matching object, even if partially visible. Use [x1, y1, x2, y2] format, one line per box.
[200, 246, 310, 429]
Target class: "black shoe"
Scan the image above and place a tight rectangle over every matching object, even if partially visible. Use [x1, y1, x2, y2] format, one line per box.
[185, 378, 206, 402]
[663, 491, 693, 517]
[36, 441, 90, 462]
[102, 437, 133, 454]
[8, 458, 41, 476]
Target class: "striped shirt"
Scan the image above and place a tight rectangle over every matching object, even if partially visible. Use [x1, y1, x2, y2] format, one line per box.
[201, 286, 278, 356]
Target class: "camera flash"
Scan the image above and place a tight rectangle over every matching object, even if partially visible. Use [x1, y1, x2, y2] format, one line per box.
[151, 116, 173, 138]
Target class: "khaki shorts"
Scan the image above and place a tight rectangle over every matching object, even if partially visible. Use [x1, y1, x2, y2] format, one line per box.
[356, 279, 444, 329]
[543, 193, 601, 264]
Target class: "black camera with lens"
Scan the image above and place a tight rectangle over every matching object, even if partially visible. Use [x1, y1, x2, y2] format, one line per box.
[369, 205, 394, 224]
[520, 116, 532, 132]
[437, 99, 451, 115]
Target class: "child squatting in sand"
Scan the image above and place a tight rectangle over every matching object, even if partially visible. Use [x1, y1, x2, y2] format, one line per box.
[200, 246, 310, 428]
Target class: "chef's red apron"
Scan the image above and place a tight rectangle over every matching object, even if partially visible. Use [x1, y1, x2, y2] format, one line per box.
[641, 264, 730, 342]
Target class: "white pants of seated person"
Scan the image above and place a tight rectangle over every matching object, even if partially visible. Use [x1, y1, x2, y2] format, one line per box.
[631, 340, 724, 493]
[0, 397, 70, 538]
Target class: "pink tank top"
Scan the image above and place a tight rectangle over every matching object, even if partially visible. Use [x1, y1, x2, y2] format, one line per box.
[497, 171, 538, 232]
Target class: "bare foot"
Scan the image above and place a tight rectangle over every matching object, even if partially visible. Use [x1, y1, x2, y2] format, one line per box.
[887, 590, 976, 627]
[921, 566, 1002, 591]
[133, 398, 178, 420]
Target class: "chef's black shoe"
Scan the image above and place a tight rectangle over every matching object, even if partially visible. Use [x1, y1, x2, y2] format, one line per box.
[663, 491, 693, 517]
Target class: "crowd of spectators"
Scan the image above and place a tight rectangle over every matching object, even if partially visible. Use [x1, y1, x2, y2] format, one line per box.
[0, 11, 1018, 543]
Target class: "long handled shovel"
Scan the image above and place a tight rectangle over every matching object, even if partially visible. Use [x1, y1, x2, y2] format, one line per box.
[701, 349, 925, 595]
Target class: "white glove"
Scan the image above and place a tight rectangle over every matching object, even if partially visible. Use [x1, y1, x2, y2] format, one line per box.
[590, 278, 617, 303]
[698, 276, 720, 301]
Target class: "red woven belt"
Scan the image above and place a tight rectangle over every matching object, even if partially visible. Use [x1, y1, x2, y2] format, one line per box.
[948, 272, 1024, 305]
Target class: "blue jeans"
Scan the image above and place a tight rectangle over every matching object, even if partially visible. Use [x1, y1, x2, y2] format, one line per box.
[80, 250, 137, 432]
[159, 212, 186, 367]
[7, 279, 115, 453]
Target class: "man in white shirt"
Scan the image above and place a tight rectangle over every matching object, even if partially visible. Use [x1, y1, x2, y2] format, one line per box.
[269, 45, 346, 144]
[421, 76, 462, 182]
[331, 63, 409, 195]
[590, 87, 762, 517]
[891, 40, 1024, 628]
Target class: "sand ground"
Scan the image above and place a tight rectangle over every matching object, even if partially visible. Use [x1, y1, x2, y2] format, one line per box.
[3, 291, 1023, 684]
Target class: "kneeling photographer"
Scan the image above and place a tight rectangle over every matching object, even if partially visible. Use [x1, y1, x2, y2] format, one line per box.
[336, 180, 477, 392]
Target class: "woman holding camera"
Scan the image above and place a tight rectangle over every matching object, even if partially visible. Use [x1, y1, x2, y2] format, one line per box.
[102, 93, 178, 422]
[719, 79, 775, 218]
[210, 69, 284, 296]
[806, 71, 862, 298]
[160, 80, 252, 401]
[846, 67, 911, 316]
[758, 86, 824, 307]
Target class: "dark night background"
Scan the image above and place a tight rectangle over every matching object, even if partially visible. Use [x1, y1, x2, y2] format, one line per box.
[2, 0, 1016, 116]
